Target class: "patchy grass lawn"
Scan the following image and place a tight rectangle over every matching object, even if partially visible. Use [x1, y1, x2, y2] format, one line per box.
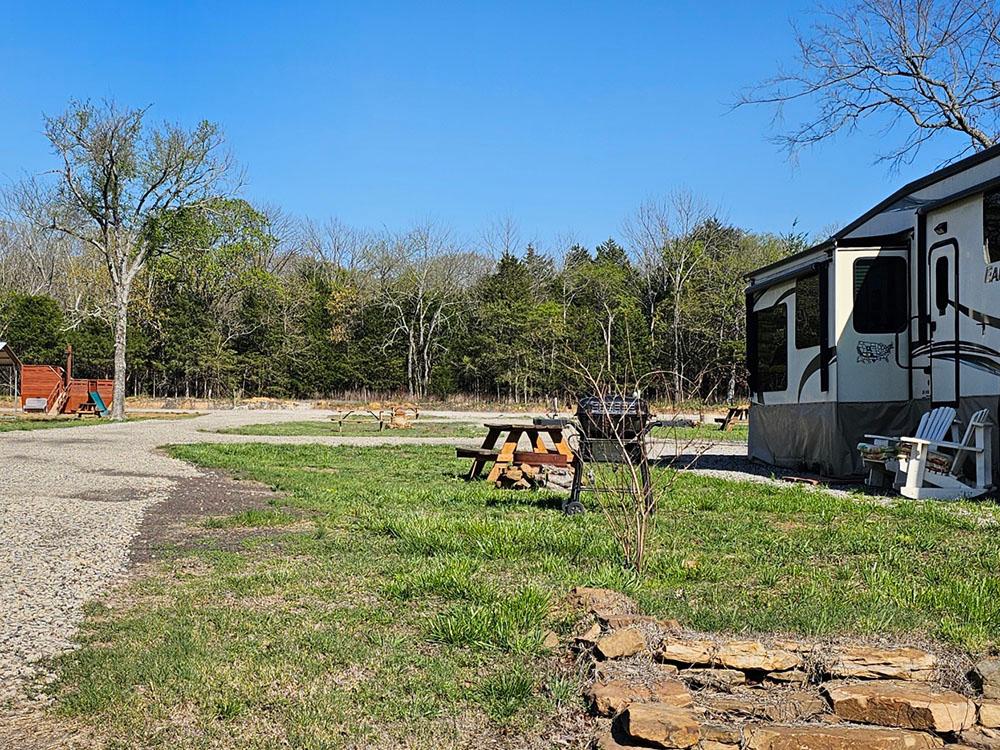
[45, 443, 1000, 748]
[0, 411, 196, 432]
[213, 419, 485, 438]
[650, 423, 748, 443]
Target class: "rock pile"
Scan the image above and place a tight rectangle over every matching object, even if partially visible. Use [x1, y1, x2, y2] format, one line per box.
[561, 586, 1000, 750]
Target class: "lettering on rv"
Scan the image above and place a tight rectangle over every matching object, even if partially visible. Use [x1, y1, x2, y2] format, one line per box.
[986, 264, 1000, 284]
[856, 341, 893, 364]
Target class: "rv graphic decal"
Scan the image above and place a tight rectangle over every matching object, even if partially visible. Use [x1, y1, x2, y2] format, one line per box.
[857, 341, 893, 364]
[795, 345, 838, 400]
[910, 340, 1000, 376]
[956, 301, 1000, 330]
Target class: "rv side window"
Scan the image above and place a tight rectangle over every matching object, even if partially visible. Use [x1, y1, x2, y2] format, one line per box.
[853, 257, 907, 334]
[985, 190, 1000, 264]
[795, 273, 821, 349]
[755, 303, 787, 392]
[935, 256, 949, 314]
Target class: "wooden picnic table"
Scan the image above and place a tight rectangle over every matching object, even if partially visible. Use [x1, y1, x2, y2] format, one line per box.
[715, 405, 749, 431]
[457, 422, 575, 482]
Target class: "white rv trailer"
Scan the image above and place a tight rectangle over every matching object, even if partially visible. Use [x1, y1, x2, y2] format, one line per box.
[747, 145, 1000, 478]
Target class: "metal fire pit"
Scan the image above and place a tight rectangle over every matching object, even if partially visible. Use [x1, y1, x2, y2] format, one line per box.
[563, 394, 657, 515]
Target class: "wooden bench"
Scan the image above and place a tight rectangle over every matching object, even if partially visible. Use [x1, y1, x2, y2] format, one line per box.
[715, 406, 749, 431]
[23, 397, 48, 412]
[455, 447, 569, 467]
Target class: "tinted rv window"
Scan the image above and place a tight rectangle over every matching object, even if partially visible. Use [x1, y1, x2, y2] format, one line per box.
[935, 255, 949, 314]
[795, 273, 821, 349]
[985, 190, 1000, 263]
[853, 257, 907, 334]
[755, 303, 787, 392]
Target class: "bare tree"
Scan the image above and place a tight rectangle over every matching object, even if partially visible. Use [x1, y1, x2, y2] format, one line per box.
[741, 0, 1000, 164]
[566, 360, 710, 574]
[9, 100, 234, 419]
[623, 192, 721, 401]
[301, 216, 369, 277]
[0, 219, 69, 296]
[365, 223, 487, 398]
[480, 214, 522, 257]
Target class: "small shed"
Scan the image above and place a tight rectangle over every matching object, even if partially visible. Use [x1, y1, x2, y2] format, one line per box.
[20, 345, 113, 415]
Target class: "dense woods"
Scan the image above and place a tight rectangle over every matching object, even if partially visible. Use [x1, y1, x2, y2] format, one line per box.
[0, 194, 800, 403]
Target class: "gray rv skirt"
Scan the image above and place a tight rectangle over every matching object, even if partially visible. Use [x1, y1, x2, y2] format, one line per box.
[748, 397, 1000, 478]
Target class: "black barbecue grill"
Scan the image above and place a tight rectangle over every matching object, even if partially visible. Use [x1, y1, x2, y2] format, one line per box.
[562, 394, 658, 515]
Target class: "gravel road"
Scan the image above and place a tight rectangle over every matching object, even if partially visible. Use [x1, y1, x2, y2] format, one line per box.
[0, 408, 495, 705]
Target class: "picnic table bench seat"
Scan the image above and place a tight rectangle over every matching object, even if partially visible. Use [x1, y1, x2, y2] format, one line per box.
[455, 447, 569, 466]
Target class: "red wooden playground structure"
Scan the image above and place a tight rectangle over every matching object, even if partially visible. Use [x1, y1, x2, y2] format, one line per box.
[20, 345, 113, 416]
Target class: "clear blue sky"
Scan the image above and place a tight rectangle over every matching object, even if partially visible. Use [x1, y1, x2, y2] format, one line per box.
[0, 1, 974, 251]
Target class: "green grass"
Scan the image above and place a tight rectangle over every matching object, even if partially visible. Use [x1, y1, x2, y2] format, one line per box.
[213, 419, 485, 438]
[45, 442, 1000, 748]
[0, 411, 194, 432]
[651, 422, 748, 443]
[0, 417, 89, 432]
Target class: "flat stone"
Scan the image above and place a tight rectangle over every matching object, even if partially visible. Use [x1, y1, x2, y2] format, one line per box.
[959, 726, 1000, 748]
[825, 681, 976, 733]
[596, 628, 647, 660]
[594, 730, 632, 749]
[744, 725, 944, 749]
[599, 613, 656, 629]
[828, 646, 937, 681]
[566, 586, 636, 617]
[717, 641, 801, 672]
[981, 701, 1000, 728]
[593, 661, 678, 682]
[679, 667, 746, 690]
[657, 637, 715, 666]
[598, 612, 679, 631]
[774, 640, 813, 653]
[541, 630, 559, 649]
[586, 677, 692, 716]
[699, 691, 826, 722]
[976, 660, 1000, 700]
[700, 694, 764, 718]
[656, 638, 800, 671]
[767, 669, 810, 685]
[702, 742, 740, 750]
[701, 722, 741, 744]
[767, 691, 829, 722]
[575, 622, 602, 644]
[622, 703, 701, 748]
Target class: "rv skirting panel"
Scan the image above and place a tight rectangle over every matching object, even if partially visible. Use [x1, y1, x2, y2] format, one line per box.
[749, 396, 1000, 478]
[749, 400, 925, 477]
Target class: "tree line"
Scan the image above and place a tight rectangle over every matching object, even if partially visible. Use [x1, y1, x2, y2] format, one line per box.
[0, 101, 801, 409]
[0, 199, 800, 405]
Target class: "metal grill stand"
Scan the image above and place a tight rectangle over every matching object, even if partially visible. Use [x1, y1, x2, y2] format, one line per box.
[564, 395, 656, 515]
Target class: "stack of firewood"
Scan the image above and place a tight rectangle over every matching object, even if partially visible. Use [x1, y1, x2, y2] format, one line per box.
[495, 463, 575, 491]
[495, 462, 541, 489]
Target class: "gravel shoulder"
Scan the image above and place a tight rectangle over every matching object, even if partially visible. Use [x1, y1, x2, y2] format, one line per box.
[0, 408, 489, 707]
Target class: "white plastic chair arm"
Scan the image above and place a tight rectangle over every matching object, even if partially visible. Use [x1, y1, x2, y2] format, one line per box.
[898, 436, 983, 452]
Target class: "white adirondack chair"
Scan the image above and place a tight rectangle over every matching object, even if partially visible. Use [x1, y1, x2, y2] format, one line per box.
[860, 406, 958, 488]
[898, 408, 994, 500]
